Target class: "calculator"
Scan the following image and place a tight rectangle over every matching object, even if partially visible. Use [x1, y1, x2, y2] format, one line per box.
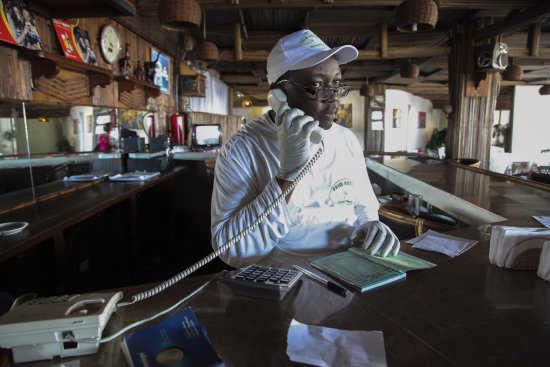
[220, 265, 302, 301]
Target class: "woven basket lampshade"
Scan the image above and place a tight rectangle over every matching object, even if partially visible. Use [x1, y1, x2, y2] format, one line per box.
[502, 64, 524, 81]
[360, 84, 375, 97]
[539, 85, 550, 95]
[395, 0, 438, 32]
[400, 62, 420, 78]
[158, 0, 201, 31]
[193, 41, 219, 61]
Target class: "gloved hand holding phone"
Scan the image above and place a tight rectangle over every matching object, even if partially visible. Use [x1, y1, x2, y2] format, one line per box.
[350, 221, 400, 257]
[270, 90, 320, 181]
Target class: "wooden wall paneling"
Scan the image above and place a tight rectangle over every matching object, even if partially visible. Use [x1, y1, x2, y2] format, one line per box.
[35, 14, 55, 52]
[146, 93, 175, 136]
[119, 88, 147, 110]
[32, 69, 92, 105]
[91, 81, 117, 107]
[0, 46, 33, 101]
[2, 14, 176, 117]
[448, 20, 498, 170]
[115, 14, 179, 58]
[186, 112, 242, 146]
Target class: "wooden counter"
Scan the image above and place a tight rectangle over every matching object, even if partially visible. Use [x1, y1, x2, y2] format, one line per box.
[366, 156, 550, 225]
[12, 217, 550, 367]
[0, 167, 193, 296]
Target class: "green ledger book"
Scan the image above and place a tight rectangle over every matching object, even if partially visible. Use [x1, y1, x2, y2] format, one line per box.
[311, 248, 436, 293]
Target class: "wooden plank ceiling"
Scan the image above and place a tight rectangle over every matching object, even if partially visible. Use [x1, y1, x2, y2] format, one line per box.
[31, 1, 550, 108]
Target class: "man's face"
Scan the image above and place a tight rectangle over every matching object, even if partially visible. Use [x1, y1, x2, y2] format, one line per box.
[281, 57, 342, 130]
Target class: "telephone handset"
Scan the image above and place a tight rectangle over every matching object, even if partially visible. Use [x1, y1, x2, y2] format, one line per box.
[267, 88, 324, 144]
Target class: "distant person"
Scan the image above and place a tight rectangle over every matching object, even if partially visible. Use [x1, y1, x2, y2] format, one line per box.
[97, 124, 112, 151]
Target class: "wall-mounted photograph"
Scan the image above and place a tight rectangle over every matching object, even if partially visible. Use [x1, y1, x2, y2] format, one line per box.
[392, 108, 402, 128]
[336, 104, 352, 128]
[152, 49, 169, 94]
[418, 111, 426, 129]
[52, 19, 97, 65]
[0, 0, 41, 49]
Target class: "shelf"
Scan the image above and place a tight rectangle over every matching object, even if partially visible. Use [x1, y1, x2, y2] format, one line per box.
[180, 74, 206, 97]
[114, 75, 161, 100]
[18, 49, 113, 96]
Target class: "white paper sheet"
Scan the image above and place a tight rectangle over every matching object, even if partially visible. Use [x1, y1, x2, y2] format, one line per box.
[533, 216, 550, 228]
[538, 241, 550, 281]
[286, 319, 387, 367]
[407, 230, 477, 257]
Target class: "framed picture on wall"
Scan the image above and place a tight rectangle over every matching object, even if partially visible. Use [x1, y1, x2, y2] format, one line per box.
[337, 104, 352, 128]
[0, 0, 42, 49]
[418, 111, 426, 128]
[151, 48, 170, 94]
[392, 109, 402, 128]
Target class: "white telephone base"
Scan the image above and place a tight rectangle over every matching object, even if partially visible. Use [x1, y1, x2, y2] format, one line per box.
[0, 291, 122, 363]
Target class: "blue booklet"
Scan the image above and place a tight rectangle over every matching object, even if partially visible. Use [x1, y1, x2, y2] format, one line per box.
[311, 248, 436, 293]
[120, 307, 224, 367]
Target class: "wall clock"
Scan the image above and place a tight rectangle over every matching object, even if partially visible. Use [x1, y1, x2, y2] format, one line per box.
[100, 24, 121, 64]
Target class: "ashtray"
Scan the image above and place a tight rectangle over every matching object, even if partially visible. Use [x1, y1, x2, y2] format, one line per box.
[0, 222, 29, 236]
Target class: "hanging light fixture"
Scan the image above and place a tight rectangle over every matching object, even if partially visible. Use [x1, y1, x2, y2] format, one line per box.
[158, 0, 201, 31]
[443, 104, 453, 116]
[395, 0, 438, 32]
[502, 64, 524, 81]
[359, 77, 375, 96]
[400, 61, 420, 78]
[241, 99, 252, 108]
[192, 9, 219, 61]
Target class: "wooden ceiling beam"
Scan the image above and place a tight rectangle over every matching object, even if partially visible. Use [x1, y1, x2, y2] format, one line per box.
[528, 23, 541, 57]
[474, 0, 550, 41]
[508, 46, 550, 58]
[191, 0, 538, 10]
[234, 23, 243, 60]
[220, 74, 262, 84]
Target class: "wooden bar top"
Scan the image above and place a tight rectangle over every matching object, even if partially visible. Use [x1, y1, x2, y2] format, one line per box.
[0, 167, 186, 263]
[12, 217, 550, 366]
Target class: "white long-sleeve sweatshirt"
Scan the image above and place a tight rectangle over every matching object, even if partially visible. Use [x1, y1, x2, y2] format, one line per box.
[211, 112, 379, 268]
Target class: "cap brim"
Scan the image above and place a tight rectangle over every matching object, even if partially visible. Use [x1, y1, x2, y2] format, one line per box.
[289, 45, 358, 71]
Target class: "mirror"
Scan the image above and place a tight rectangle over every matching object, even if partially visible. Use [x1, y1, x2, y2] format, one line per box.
[0, 102, 158, 200]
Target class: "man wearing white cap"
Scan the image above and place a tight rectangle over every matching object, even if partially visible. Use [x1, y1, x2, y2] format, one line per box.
[211, 29, 399, 268]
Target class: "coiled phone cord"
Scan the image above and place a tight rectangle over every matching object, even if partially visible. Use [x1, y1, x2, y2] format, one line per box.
[121, 142, 325, 306]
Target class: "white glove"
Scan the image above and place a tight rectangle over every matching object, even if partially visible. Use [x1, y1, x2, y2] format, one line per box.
[275, 105, 319, 181]
[350, 221, 400, 257]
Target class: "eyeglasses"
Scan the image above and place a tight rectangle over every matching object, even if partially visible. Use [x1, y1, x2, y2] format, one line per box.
[276, 80, 351, 101]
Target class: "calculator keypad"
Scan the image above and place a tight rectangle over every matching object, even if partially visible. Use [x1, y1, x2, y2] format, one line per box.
[234, 265, 300, 285]
[222, 264, 303, 301]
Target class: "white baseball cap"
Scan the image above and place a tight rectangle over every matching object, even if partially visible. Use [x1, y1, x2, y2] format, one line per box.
[266, 29, 358, 85]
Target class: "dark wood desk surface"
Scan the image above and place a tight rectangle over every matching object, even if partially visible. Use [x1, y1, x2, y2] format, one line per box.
[0, 167, 186, 263]
[13, 219, 550, 367]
